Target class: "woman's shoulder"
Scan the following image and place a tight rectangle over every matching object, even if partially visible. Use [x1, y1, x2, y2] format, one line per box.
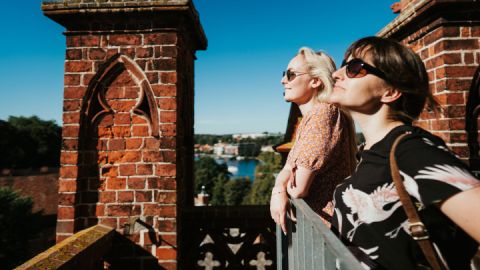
[310, 102, 340, 118]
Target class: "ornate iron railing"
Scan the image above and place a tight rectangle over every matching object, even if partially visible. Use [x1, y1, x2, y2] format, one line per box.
[277, 199, 363, 270]
[181, 205, 276, 270]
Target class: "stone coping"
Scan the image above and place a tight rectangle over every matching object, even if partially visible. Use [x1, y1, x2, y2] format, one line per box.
[15, 224, 115, 270]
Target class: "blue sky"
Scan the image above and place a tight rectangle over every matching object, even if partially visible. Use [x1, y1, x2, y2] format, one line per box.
[0, 1, 396, 134]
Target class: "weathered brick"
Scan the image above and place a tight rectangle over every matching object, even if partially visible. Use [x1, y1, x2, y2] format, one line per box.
[106, 177, 126, 190]
[118, 191, 135, 203]
[137, 164, 153, 175]
[126, 138, 143, 149]
[132, 125, 149, 137]
[152, 85, 177, 97]
[61, 152, 78, 165]
[58, 206, 75, 219]
[65, 61, 93, 72]
[58, 193, 75, 205]
[128, 177, 146, 189]
[60, 166, 78, 178]
[157, 219, 176, 232]
[56, 221, 74, 233]
[107, 204, 141, 216]
[136, 47, 153, 58]
[156, 248, 177, 260]
[73, 35, 100, 47]
[119, 164, 136, 176]
[160, 111, 177, 123]
[66, 49, 83, 60]
[158, 98, 177, 110]
[64, 74, 81, 86]
[160, 124, 176, 136]
[99, 191, 116, 203]
[151, 59, 176, 70]
[160, 72, 177, 84]
[109, 139, 125, 151]
[113, 126, 131, 137]
[135, 190, 153, 202]
[109, 34, 142, 46]
[63, 100, 81, 111]
[156, 192, 176, 204]
[155, 164, 176, 177]
[89, 48, 107, 60]
[144, 33, 177, 45]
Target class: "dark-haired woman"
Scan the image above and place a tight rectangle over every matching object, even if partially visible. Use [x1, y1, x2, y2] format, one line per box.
[329, 36, 480, 270]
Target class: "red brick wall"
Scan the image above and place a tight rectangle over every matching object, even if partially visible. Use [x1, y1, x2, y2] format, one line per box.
[379, 0, 480, 161]
[56, 31, 186, 268]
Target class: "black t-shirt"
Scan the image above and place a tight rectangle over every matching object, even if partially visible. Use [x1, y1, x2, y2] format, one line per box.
[331, 125, 479, 270]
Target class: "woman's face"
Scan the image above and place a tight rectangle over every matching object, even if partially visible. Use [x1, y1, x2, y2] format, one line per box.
[281, 55, 317, 104]
[329, 53, 387, 115]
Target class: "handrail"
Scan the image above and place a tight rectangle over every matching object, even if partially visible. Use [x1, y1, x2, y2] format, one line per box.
[277, 199, 364, 270]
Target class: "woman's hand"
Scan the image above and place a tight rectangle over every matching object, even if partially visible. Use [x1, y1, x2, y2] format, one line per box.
[270, 188, 290, 234]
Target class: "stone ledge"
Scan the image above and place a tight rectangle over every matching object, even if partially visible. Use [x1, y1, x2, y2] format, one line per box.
[16, 224, 115, 270]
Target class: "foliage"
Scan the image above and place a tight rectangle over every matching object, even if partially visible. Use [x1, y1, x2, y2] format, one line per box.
[243, 152, 283, 205]
[195, 134, 283, 147]
[194, 156, 230, 197]
[0, 116, 61, 169]
[0, 187, 42, 269]
[224, 177, 251, 206]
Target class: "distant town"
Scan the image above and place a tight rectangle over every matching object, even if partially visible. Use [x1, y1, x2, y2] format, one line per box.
[194, 132, 284, 158]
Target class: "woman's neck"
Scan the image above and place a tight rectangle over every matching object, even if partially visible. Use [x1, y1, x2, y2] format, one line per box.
[352, 109, 404, 150]
[298, 98, 319, 116]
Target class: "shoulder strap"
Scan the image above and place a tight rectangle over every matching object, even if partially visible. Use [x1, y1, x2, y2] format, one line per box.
[389, 133, 447, 270]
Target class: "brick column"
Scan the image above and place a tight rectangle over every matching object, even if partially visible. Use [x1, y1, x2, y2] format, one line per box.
[379, 0, 480, 161]
[42, 1, 206, 268]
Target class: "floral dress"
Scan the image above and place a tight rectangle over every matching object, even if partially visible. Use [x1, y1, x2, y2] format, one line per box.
[332, 125, 480, 270]
[287, 102, 355, 225]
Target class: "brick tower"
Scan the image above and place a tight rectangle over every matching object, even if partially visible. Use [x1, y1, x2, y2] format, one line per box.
[42, 1, 207, 268]
[379, 0, 480, 165]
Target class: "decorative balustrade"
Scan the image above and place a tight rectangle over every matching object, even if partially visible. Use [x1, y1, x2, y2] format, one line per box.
[277, 199, 363, 270]
[181, 205, 276, 270]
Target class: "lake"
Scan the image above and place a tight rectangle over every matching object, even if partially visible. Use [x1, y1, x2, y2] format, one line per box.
[215, 157, 259, 181]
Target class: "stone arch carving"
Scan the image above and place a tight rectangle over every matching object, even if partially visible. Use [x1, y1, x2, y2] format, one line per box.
[80, 53, 159, 137]
[465, 64, 480, 171]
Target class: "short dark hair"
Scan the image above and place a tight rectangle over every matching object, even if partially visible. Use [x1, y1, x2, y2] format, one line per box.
[345, 36, 437, 124]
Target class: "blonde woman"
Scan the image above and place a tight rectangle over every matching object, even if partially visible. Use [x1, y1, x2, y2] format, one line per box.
[270, 47, 357, 233]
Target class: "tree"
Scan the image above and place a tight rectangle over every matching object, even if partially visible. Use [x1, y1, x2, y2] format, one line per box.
[224, 177, 251, 206]
[243, 152, 283, 205]
[0, 116, 61, 169]
[194, 156, 230, 197]
[0, 187, 42, 269]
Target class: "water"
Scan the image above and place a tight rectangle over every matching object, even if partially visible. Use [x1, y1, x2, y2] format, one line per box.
[215, 158, 259, 181]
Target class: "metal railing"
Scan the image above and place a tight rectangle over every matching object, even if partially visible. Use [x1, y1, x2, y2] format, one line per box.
[277, 199, 363, 270]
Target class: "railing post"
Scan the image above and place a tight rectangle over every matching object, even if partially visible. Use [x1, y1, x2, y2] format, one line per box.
[276, 224, 288, 270]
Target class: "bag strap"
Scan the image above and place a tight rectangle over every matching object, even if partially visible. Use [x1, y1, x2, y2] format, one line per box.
[389, 133, 446, 270]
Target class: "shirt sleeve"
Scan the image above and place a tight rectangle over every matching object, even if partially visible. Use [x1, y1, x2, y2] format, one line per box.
[287, 104, 343, 171]
[396, 135, 480, 206]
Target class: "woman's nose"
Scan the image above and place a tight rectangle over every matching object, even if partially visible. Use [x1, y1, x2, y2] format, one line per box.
[281, 74, 288, 85]
[332, 67, 343, 81]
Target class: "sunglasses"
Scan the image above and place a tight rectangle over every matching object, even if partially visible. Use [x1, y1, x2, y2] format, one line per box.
[341, 58, 387, 80]
[282, 70, 308, 82]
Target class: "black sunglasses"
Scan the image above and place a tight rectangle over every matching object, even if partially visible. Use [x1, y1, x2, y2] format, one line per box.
[341, 58, 387, 80]
[282, 70, 307, 82]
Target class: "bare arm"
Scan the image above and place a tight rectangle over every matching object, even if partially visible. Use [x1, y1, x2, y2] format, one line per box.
[270, 165, 292, 234]
[287, 165, 316, 198]
[440, 185, 480, 243]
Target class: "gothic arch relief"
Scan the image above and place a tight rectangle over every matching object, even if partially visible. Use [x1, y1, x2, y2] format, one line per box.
[81, 53, 160, 138]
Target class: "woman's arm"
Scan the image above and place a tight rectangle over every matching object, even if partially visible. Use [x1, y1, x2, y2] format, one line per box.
[287, 166, 316, 198]
[270, 165, 293, 234]
[440, 185, 480, 242]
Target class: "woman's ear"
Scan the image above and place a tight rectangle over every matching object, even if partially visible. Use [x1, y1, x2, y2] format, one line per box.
[381, 87, 402, 103]
[310, 78, 323, 90]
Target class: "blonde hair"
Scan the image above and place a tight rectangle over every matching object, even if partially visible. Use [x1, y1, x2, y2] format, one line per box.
[297, 47, 336, 102]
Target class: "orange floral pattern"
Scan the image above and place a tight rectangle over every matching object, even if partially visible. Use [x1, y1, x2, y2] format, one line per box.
[286, 102, 355, 226]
